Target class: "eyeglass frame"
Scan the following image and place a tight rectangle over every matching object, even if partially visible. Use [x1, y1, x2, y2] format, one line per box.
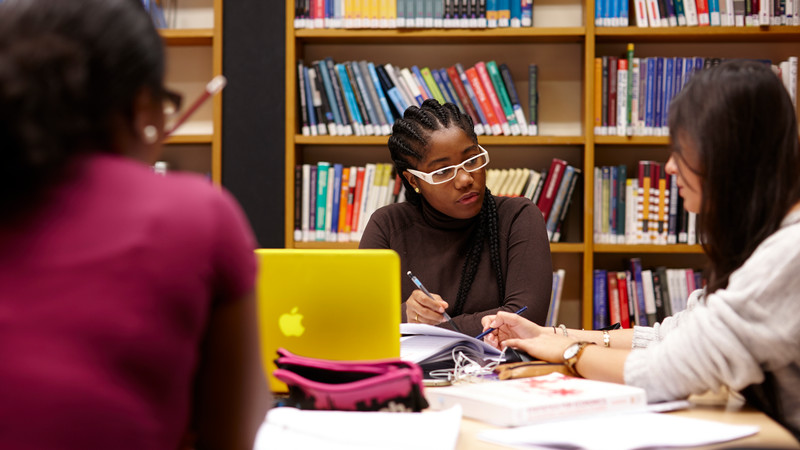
[406, 146, 490, 185]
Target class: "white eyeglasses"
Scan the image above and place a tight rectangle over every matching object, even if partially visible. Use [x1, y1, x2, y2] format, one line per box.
[406, 146, 490, 185]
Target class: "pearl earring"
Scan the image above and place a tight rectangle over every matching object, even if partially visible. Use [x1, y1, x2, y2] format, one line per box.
[414, 187, 420, 193]
[143, 125, 158, 144]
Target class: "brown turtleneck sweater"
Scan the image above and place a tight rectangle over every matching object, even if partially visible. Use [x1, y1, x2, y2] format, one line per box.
[359, 195, 552, 336]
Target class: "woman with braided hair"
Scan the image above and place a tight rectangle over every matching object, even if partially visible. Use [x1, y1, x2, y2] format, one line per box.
[360, 99, 552, 336]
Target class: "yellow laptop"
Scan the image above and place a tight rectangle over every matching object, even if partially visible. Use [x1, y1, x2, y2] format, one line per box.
[255, 249, 401, 392]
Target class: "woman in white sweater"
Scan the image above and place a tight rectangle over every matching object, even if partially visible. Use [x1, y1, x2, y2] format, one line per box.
[481, 59, 800, 440]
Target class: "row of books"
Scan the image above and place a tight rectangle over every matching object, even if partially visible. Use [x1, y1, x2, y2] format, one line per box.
[293, 162, 404, 243]
[293, 0, 534, 29]
[298, 58, 539, 137]
[592, 258, 705, 329]
[485, 158, 581, 243]
[597, 0, 800, 27]
[593, 160, 699, 245]
[594, 49, 798, 136]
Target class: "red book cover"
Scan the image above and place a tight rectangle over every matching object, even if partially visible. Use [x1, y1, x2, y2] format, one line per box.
[474, 61, 510, 135]
[349, 166, 366, 236]
[696, 0, 711, 25]
[465, 67, 503, 135]
[607, 271, 621, 326]
[607, 56, 618, 129]
[616, 272, 631, 328]
[447, 66, 481, 128]
[536, 158, 568, 223]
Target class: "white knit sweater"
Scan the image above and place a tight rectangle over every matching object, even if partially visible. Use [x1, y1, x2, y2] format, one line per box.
[625, 210, 800, 437]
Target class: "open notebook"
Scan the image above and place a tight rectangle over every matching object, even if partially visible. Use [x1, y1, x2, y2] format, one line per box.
[400, 323, 503, 377]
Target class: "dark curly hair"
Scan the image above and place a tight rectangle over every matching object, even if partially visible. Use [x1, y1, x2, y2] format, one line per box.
[388, 99, 504, 315]
[0, 0, 167, 222]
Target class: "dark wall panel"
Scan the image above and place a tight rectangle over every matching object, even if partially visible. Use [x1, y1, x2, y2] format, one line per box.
[222, 3, 285, 248]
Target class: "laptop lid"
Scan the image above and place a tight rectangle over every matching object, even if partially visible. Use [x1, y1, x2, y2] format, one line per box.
[255, 249, 401, 392]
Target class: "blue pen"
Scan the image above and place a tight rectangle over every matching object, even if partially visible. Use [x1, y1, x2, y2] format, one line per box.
[475, 306, 528, 340]
[406, 271, 460, 332]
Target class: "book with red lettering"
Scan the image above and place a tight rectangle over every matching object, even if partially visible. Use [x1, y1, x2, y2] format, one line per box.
[427, 372, 647, 427]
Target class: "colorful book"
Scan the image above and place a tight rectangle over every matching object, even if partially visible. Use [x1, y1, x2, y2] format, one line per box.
[486, 60, 521, 135]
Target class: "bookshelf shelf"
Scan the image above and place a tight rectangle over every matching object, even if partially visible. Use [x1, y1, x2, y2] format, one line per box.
[294, 135, 585, 146]
[594, 244, 705, 254]
[295, 27, 586, 43]
[595, 26, 800, 43]
[160, 28, 214, 46]
[165, 134, 213, 145]
[594, 136, 670, 145]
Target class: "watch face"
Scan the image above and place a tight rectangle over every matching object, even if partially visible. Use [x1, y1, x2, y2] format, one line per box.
[563, 343, 580, 360]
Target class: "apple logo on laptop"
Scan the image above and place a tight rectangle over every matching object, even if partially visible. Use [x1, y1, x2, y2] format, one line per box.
[279, 307, 305, 337]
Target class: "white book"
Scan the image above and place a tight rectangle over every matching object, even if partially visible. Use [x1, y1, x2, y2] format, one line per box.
[633, 0, 649, 26]
[630, 58, 640, 136]
[646, 0, 663, 27]
[725, 0, 735, 25]
[362, 163, 383, 231]
[687, 212, 697, 245]
[523, 170, 543, 201]
[641, 269, 657, 324]
[384, 64, 416, 108]
[427, 373, 647, 427]
[485, 169, 499, 193]
[616, 61, 628, 137]
[759, 0, 771, 24]
[684, 0, 700, 25]
[512, 168, 531, 197]
[785, 57, 798, 108]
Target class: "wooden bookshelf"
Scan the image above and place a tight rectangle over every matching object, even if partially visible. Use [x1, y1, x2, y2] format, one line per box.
[160, 0, 223, 184]
[283, 0, 799, 328]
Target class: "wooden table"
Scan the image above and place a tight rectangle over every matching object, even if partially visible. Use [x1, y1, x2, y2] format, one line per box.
[452, 403, 799, 449]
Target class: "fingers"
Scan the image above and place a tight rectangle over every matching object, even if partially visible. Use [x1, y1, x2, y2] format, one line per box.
[407, 290, 449, 325]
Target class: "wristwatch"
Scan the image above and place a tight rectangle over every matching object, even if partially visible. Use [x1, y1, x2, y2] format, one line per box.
[562, 341, 596, 377]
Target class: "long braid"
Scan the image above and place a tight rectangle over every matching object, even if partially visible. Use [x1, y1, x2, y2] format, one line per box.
[452, 188, 504, 316]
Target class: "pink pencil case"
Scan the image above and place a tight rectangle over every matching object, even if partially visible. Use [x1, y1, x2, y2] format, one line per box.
[273, 348, 429, 412]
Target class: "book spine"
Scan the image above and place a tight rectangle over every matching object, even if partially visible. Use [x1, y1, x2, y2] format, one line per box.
[536, 158, 568, 223]
[325, 164, 338, 241]
[465, 66, 503, 135]
[616, 272, 631, 328]
[552, 168, 581, 243]
[615, 164, 627, 243]
[350, 61, 379, 135]
[411, 65, 434, 98]
[475, 61, 511, 135]
[487, 60, 521, 135]
[308, 164, 317, 241]
[297, 61, 311, 136]
[337, 167, 351, 241]
[455, 63, 493, 134]
[528, 63, 539, 135]
[545, 165, 576, 241]
[498, 63, 528, 136]
[316, 60, 343, 134]
[607, 271, 621, 326]
[294, 165, 303, 241]
[359, 60, 390, 134]
[446, 66, 483, 134]
[326, 58, 353, 135]
[594, 58, 603, 135]
[433, 68, 457, 106]
[593, 270, 609, 331]
[315, 162, 329, 241]
[368, 62, 396, 130]
[336, 63, 365, 135]
[420, 66, 446, 103]
[616, 58, 628, 137]
[349, 166, 366, 240]
[607, 56, 618, 133]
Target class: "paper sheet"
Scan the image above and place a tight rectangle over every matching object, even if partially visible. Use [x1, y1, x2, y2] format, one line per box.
[253, 405, 463, 450]
[478, 411, 759, 449]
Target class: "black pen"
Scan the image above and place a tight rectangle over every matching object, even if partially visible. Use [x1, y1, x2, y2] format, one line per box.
[475, 306, 528, 340]
[406, 271, 461, 332]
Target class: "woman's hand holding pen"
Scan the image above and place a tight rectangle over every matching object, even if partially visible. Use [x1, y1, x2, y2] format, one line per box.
[481, 311, 576, 363]
[406, 290, 450, 325]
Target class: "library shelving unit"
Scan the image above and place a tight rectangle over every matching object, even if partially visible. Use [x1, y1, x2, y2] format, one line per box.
[283, 0, 800, 329]
[159, 0, 223, 184]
